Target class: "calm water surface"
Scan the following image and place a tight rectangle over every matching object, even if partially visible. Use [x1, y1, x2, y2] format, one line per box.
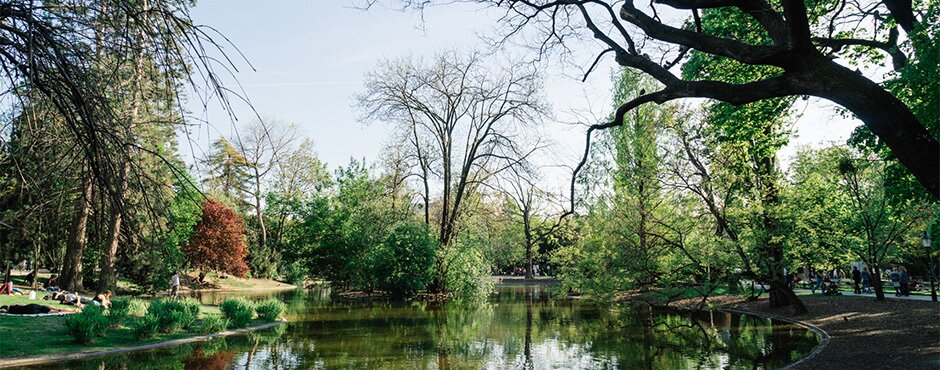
[21, 286, 819, 369]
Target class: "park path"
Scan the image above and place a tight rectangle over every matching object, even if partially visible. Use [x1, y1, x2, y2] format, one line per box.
[793, 288, 937, 302]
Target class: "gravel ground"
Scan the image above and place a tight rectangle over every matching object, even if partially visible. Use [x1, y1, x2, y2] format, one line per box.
[733, 296, 940, 370]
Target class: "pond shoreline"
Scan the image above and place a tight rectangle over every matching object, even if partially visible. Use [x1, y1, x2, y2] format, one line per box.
[0, 319, 286, 369]
[715, 295, 940, 369]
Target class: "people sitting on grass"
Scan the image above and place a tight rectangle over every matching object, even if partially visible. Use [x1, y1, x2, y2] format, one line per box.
[43, 274, 60, 292]
[94, 290, 112, 309]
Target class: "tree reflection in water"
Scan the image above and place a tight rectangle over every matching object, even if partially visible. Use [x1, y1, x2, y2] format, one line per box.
[27, 286, 817, 369]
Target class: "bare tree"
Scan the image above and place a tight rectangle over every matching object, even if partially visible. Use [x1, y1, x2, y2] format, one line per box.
[231, 120, 297, 254]
[494, 161, 564, 279]
[357, 50, 548, 291]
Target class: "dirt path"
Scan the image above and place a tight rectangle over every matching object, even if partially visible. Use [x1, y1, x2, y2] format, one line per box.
[733, 296, 940, 369]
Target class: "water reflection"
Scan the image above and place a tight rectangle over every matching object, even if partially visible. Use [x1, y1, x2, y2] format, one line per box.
[19, 286, 818, 369]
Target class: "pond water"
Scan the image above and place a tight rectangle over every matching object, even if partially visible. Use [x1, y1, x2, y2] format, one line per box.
[19, 286, 819, 369]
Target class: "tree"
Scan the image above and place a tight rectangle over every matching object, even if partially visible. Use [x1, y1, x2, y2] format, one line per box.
[231, 120, 297, 266]
[838, 154, 933, 300]
[397, 0, 939, 196]
[357, 50, 548, 292]
[184, 199, 250, 282]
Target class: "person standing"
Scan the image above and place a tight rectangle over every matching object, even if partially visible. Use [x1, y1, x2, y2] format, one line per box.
[889, 269, 902, 297]
[171, 272, 180, 298]
[899, 267, 910, 296]
[861, 267, 872, 293]
[851, 266, 862, 294]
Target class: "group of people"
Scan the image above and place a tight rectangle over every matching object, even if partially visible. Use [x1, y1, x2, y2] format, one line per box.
[887, 267, 912, 297]
[809, 265, 912, 297]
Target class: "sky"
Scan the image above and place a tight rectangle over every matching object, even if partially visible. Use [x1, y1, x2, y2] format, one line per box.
[182, 0, 859, 188]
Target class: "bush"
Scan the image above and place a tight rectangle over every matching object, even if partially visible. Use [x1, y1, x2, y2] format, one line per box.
[65, 305, 109, 344]
[108, 298, 132, 326]
[219, 298, 254, 328]
[283, 260, 307, 286]
[131, 315, 161, 339]
[147, 298, 200, 333]
[254, 298, 285, 321]
[445, 242, 494, 304]
[367, 223, 437, 295]
[199, 315, 229, 334]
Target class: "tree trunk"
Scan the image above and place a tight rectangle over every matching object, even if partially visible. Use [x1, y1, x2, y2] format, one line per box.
[31, 238, 40, 288]
[806, 57, 940, 197]
[99, 161, 129, 292]
[871, 266, 886, 301]
[769, 280, 808, 315]
[60, 177, 93, 292]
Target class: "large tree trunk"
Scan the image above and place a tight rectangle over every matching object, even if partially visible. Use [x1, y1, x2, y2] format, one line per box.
[99, 161, 129, 292]
[805, 57, 940, 196]
[60, 177, 93, 292]
[769, 280, 808, 315]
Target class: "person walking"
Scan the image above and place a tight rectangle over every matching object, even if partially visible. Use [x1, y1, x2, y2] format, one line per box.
[852, 266, 862, 294]
[170, 271, 180, 298]
[861, 267, 872, 293]
[812, 269, 825, 294]
[899, 267, 910, 296]
[889, 269, 902, 297]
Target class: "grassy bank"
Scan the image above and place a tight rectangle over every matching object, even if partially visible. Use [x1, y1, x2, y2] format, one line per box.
[0, 297, 282, 360]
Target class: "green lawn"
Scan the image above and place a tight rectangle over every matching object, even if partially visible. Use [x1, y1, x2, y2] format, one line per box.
[0, 298, 245, 359]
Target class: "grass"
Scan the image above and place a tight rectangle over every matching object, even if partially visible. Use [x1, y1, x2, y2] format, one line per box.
[0, 299, 258, 359]
[0, 293, 77, 310]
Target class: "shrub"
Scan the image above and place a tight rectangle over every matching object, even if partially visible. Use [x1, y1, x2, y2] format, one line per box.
[108, 298, 132, 326]
[254, 298, 285, 321]
[219, 298, 254, 328]
[199, 315, 229, 334]
[362, 222, 437, 295]
[147, 298, 200, 333]
[445, 242, 494, 304]
[65, 305, 109, 344]
[131, 315, 161, 339]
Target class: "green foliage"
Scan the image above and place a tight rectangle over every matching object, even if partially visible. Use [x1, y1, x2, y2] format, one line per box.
[367, 222, 438, 295]
[64, 305, 109, 344]
[445, 240, 495, 304]
[219, 298, 255, 328]
[108, 298, 132, 326]
[254, 298, 286, 321]
[147, 298, 200, 334]
[282, 260, 307, 286]
[199, 315, 229, 334]
[131, 314, 161, 339]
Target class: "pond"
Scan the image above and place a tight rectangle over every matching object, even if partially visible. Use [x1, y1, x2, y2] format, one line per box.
[19, 285, 819, 369]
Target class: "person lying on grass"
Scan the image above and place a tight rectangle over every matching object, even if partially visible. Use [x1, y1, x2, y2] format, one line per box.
[0, 303, 78, 314]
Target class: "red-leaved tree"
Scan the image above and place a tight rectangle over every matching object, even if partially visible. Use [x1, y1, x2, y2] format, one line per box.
[184, 199, 250, 282]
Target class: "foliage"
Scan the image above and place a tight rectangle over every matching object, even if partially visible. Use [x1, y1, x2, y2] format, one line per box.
[254, 298, 286, 321]
[147, 298, 200, 334]
[368, 223, 438, 295]
[108, 298, 133, 327]
[444, 240, 495, 304]
[131, 315, 162, 340]
[183, 199, 250, 279]
[219, 298, 255, 328]
[64, 305, 109, 344]
[199, 315, 229, 334]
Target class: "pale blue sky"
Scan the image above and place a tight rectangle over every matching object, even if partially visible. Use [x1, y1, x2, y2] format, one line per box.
[182, 1, 856, 186]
